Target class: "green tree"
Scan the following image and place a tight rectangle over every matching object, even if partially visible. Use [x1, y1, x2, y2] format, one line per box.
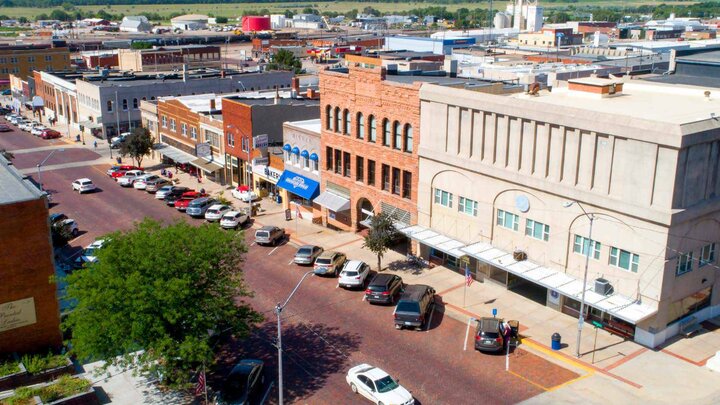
[49, 10, 70, 21]
[35, 13, 49, 21]
[267, 49, 302, 74]
[362, 211, 398, 272]
[215, 16, 228, 24]
[62, 219, 260, 387]
[119, 127, 154, 167]
[130, 41, 153, 50]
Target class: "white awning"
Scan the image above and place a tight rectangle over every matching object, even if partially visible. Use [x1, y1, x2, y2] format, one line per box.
[190, 157, 223, 172]
[314, 191, 350, 212]
[154, 143, 195, 164]
[400, 225, 467, 258]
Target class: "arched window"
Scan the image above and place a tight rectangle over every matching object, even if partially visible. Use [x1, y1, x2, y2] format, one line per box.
[393, 121, 401, 150]
[106, 100, 113, 112]
[325, 105, 332, 130]
[404, 124, 413, 153]
[343, 109, 351, 135]
[132, 98, 138, 109]
[382, 119, 391, 146]
[368, 115, 376, 142]
[356, 112, 364, 140]
[334, 107, 341, 132]
[122, 99, 128, 111]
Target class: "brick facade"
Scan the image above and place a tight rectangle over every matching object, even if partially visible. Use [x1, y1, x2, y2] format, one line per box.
[158, 99, 202, 156]
[319, 66, 420, 231]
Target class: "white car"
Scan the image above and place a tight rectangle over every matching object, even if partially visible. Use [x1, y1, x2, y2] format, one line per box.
[133, 174, 159, 190]
[117, 170, 145, 187]
[74, 239, 106, 267]
[17, 120, 32, 131]
[31, 125, 47, 136]
[155, 185, 187, 200]
[72, 178, 96, 194]
[346, 364, 414, 405]
[338, 260, 371, 289]
[231, 188, 257, 202]
[220, 210, 248, 229]
[205, 204, 231, 222]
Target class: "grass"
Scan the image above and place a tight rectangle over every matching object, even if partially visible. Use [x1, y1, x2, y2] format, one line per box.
[0, 0, 702, 20]
[0, 360, 21, 378]
[20, 353, 68, 374]
[2, 375, 90, 405]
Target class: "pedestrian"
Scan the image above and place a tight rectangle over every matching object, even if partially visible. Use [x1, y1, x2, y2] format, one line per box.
[200, 187, 206, 194]
[93, 140, 97, 148]
[167, 171, 173, 179]
[174, 164, 179, 174]
[161, 168, 167, 177]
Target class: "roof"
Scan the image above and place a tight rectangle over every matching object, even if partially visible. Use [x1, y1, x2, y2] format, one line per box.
[171, 14, 209, 22]
[355, 365, 388, 380]
[642, 74, 720, 88]
[285, 118, 321, 134]
[676, 49, 720, 64]
[0, 155, 44, 205]
[160, 93, 224, 112]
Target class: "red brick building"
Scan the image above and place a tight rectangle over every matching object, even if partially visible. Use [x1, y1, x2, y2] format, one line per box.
[318, 66, 420, 231]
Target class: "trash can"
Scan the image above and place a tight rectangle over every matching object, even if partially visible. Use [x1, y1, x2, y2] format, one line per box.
[551, 333, 561, 350]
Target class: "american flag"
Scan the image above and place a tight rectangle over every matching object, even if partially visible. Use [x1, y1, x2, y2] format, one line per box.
[295, 204, 302, 219]
[465, 265, 473, 287]
[195, 369, 206, 396]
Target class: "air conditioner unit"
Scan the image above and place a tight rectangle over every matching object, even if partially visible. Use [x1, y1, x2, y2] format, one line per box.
[594, 278, 613, 296]
[512, 250, 527, 261]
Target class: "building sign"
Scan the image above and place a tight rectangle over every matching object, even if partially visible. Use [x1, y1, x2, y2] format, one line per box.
[253, 157, 269, 166]
[253, 165, 282, 182]
[253, 134, 268, 149]
[0, 297, 37, 333]
[195, 142, 212, 158]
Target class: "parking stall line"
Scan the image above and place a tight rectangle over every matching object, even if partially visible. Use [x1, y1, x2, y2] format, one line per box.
[267, 246, 279, 256]
[260, 380, 274, 405]
[426, 306, 436, 332]
[250, 242, 256, 246]
[287, 259, 295, 266]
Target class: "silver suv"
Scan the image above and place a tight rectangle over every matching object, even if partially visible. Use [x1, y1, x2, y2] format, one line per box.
[254, 226, 284, 246]
[186, 197, 217, 217]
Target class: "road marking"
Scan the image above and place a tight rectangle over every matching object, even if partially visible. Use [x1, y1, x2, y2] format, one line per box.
[267, 246, 279, 256]
[287, 259, 295, 265]
[425, 305, 435, 332]
[260, 380, 274, 405]
[546, 370, 594, 392]
[507, 370, 549, 392]
[250, 242, 256, 246]
[463, 317, 475, 351]
[361, 295, 366, 302]
[336, 284, 339, 289]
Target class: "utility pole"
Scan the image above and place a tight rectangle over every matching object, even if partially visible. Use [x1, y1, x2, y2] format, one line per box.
[37, 148, 64, 191]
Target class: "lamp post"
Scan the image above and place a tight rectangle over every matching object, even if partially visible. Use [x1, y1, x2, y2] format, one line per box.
[275, 271, 314, 405]
[556, 32, 565, 63]
[227, 123, 253, 219]
[563, 200, 595, 358]
[37, 148, 64, 192]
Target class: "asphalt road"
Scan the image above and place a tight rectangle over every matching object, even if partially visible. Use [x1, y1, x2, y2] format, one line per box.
[1, 117, 578, 404]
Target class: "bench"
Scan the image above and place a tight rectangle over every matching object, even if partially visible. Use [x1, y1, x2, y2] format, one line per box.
[679, 316, 702, 337]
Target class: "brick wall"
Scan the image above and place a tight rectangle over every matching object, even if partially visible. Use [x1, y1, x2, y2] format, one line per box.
[222, 98, 253, 160]
[157, 99, 201, 154]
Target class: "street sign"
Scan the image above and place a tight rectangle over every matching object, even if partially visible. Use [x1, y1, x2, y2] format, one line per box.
[253, 134, 268, 149]
[591, 321, 603, 328]
[492, 308, 498, 317]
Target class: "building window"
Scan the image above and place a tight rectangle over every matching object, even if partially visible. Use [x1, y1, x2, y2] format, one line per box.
[676, 252, 693, 276]
[227, 132, 235, 146]
[382, 119, 391, 146]
[241, 137, 249, 153]
[303, 156, 309, 169]
[292, 152, 299, 165]
[434, 188, 453, 208]
[284, 150, 291, 162]
[161, 116, 167, 127]
[326, 146, 333, 171]
[368, 115, 376, 142]
[190, 127, 197, 140]
[205, 130, 219, 147]
[393, 121, 402, 150]
[27, 56, 35, 62]
[122, 99, 128, 111]
[381, 164, 390, 191]
[573, 235, 601, 260]
[343, 151, 351, 177]
[181, 123, 187, 136]
[700, 243, 716, 267]
[404, 124, 413, 153]
[525, 219, 550, 241]
[170, 119, 176, 131]
[356, 112, 364, 139]
[133, 98, 138, 109]
[402, 171, 412, 199]
[45, 55, 52, 62]
[610, 247, 639, 273]
[325, 105, 332, 130]
[343, 109, 351, 135]
[334, 149, 342, 175]
[107, 100, 113, 112]
[496, 209, 519, 231]
[458, 197, 478, 216]
[311, 157, 319, 172]
[392, 167, 401, 195]
[367, 160, 376, 186]
[10, 57, 17, 63]
[356, 156, 364, 182]
[334, 107, 341, 132]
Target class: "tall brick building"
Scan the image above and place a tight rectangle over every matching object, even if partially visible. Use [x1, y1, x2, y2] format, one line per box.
[318, 66, 420, 231]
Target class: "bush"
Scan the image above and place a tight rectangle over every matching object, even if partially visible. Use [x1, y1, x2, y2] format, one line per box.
[6, 375, 90, 405]
[20, 353, 68, 374]
[0, 359, 20, 377]
[215, 16, 228, 24]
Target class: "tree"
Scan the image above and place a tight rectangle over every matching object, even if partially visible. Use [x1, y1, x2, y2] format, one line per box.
[49, 10, 70, 21]
[119, 127, 154, 168]
[362, 211, 398, 272]
[267, 49, 302, 74]
[62, 219, 261, 387]
[130, 41, 153, 50]
[215, 16, 228, 24]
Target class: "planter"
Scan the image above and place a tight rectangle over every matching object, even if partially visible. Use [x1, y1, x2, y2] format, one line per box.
[2, 376, 96, 405]
[34, 387, 98, 405]
[0, 363, 27, 392]
[0, 358, 74, 391]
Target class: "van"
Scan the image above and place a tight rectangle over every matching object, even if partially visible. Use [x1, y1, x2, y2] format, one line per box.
[185, 197, 217, 217]
[254, 226, 284, 246]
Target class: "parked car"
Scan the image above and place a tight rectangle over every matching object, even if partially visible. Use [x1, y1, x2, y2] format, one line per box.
[73, 239, 107, 268]
[49, 213, 79, 238]
[174, 191, 207, 211]
[204, 204, 231, 222]
[110, 166, 142, 179]
[164, 188, 194, 206]
[30, 124, 47, 136]
[474, 317, 509, 353]
[9, 116, 23, 125]
[314, 251, 347, 277]
[18, 120, 34, 131]
[40, 129, 62, 139]
[71, 178, 96, 194]
[0, 124, 11, 132]
[220, 210, 249, 230]
[110, 132, 131, 149]
[231, 187, 258, 203]
[393, 285, 436, 330]
[155, 185, 189, 200]
[338, 261, 371, 290]
[106, 164, 138, 177]
[294, 245, 323, 265]
[133, 174, 159, 190]
[365, 274, 404, 305]
[145, 177, 171, 193]
[186, 197, 218, 217]
[254, 226, 284, 246]
[214, 359, 265, 405]
[346, 364, 414, 405]
[117, 170, 145, 187]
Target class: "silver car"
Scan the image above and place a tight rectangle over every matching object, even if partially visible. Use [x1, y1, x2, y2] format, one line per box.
[294, 245, 324, 265]
[155, 185, 188, 200]
[186, 197, 217, 217]
[145, 177, 171, 193]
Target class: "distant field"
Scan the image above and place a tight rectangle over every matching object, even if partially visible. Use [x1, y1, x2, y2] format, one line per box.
[0, 1, 701, 20]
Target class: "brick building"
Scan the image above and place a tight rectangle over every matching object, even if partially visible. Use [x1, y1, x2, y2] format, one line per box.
[0, 44, 70, 90]
[117, 45, 222, 72]
[0, 156, 61, 354]
[318, 66, 420, 231]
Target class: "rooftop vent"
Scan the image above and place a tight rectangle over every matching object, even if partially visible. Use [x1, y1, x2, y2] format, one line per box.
[568, 77, 623, 98]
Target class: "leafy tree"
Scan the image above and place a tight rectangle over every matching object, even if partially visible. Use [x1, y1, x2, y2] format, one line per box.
[284, 9, 294, 19]
[362, 211, 398, 272]
[267, 48, 302, 74]
[215, 16, 228, 24]
[130, 41, 152, 49]
[119, 127, 154, 168]
[18, 17, 29, 24]
[49, 10, 70, 21]
[61, 2, 75, 11]
[62, 219, 261, 387]
[36, 13, 49, 21]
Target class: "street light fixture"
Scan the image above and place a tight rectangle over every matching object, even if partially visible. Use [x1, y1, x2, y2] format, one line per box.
[563, 200, 595, 358]
[275, 270, 314, 405]
[37, 148, 64, 192]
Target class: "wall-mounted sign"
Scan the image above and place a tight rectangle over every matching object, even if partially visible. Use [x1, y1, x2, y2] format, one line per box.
[0, 297, 37, 333]
[253, 134, 268, 149]
[253, 157, 269, 166]
[195, 142, 212, 158]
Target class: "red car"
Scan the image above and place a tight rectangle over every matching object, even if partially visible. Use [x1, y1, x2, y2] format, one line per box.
[174, 191, 207, 211]
[40, 129, 62, 139]
[0, 124, 11, 132]
[110, 165, 143, 179]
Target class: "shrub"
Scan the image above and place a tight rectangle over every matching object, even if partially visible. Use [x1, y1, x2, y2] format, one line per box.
[0, 359, 20, 377]
[5, 375, 90, 405]
[20, 353, 68, 374]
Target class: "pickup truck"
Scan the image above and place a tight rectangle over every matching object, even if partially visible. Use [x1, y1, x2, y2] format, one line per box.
[393, 285, 436, 331]
[174, 191, 207, 211]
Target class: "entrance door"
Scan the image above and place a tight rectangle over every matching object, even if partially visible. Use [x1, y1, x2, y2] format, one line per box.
[507, 273, 548, 306]
[357, 199, 374, 228]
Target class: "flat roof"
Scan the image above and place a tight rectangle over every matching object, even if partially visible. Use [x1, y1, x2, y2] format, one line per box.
[676, 49, 720, 64]
[0, 155, 43, 205]
[386, 74, 496, 87]
[86, 70, 275, 88]
[642, 74, 720, 88]
[286, 118, 321, 134]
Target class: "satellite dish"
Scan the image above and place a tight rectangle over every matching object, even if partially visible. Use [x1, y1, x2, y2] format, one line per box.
[515, 195, 530, 213]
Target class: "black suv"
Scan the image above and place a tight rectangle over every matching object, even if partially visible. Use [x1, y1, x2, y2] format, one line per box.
[393, 284, 436, 330]
[164, 188, 190, 206]
[365, 274, 404, 305]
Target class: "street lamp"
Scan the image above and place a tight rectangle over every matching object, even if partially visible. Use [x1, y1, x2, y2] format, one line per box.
[226, 124, 253, 219]
[563, 200, 595, 358]
[37, 148, 64, 192]
[275, 270, 314, 405]
[556, 32, 565, 63]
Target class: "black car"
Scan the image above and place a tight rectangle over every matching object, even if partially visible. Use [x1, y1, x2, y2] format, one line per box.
[474, 317, 507, 353]
[393, 284, 435, 330]
[215, 359, 265, 405]
[365, 274, 404, 305]
[163, 189, 189, 206]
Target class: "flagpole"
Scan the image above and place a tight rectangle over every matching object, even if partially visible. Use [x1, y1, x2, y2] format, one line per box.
[203, 364, 208, 404]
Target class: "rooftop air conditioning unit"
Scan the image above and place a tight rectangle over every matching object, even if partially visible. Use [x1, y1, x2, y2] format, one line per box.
[512, 250, 527, 261]
[594, 278, 613, 296]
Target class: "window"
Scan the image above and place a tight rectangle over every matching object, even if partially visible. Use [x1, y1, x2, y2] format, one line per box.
[284, 150, 291, 162]
[356, 112, 364, 139]
[122, 99, 128, 111]
[434, 188, 453, 208]
[334, 149, 342, 175]
[368, 115, 376, 142]
[402, 171, 412, 199]
[191, 127, 197, 140]
[525, 219, 550, 241]
[404, 124, 413, 153]
[496, 209, 519, 231]
[311, 158, 319, 172]
[382, 119, 391, 146]
[459, 197, 478, 216]
[356, 156, 364, 182]
[700, 243, 716, 267]
[0, 57, 5, 63]
[205, 130, 219, 147]
[227, 132, 235, 146]
[325, 105, 332, 130]
[292, 152, 299, 165]
[573, 235, 601, 260]
[27, 56, 35, 62]
[241, 137, 250, 153]
[676, 252, 693, 276]
[10, 57, 17, 63]
[132, 98, 138, 109]
[334, 107, 341, 132]
[343, 109, 351, 135]
[107, 100, 113, 112]
[302, 155, 309, 169]
[326, 146, 333, 171]
[181, 123, 187, 136]
[381, 164, 390, 191]
[367, 160, 376, 186]
[343, 152, 351, 177]
[610, 247, 639, 273]
[392, 168, 401, 195]
[161, 116, 167, 128]
[393, 121, 402, 150]
[45, 55, 52, 62]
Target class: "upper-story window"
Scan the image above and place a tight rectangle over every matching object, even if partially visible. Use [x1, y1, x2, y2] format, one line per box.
[496, 209, 519, 231]
[122, 99, 128, 111]
[525, 219, 550, 241]
[161, 116, 167, 128]
[181, 123, 187, 136]
[170, 119, 176, 131]
[404, 124, 413, 153]
[382, 119, 391, 146]
[132, 98, 138, 109]
[334, 107, 341, 132]
[325, 105, 332, 130]
[191, 127, 197, 140]
[610, 247, 639, 273]
[368, 115, 376, 142]
[107, 100, 113, 112]
[393, 121, 402, 150]
[434, 188, 453, 208]
[343, 109, 351, 135]
[356, 112, 364, 140]
[227, 132, 235, 146]
[700, 243, 716, 267]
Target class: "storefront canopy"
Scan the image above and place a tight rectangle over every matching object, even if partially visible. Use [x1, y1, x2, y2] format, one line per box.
[313, 191, 350, 212]
[400, 225, 467, 258]
[79, 120, 103, 130]
[154, 143, 195, 164]
[190, 157, 224, 173]
[276, 171, 320, 200]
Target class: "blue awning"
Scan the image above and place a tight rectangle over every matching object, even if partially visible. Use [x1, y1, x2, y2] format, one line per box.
[300, 150, 309, 158]
[283, 144, 292, 151]
[291, 146, 300, 154]
[276, 171, 320, 200]
[309, 153, 318, 161]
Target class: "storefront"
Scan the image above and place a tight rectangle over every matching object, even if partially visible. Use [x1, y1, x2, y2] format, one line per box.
[276, 170, 321, 221]
[252, 163, 283, 198]
[190, 156, 225, 185]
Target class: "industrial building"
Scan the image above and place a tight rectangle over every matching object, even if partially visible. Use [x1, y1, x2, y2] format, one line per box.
[171, 14, 209, 31]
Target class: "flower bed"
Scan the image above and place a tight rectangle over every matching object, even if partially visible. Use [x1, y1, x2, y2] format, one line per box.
[0, 354, 74, 392]
[1, 375, 97, 405]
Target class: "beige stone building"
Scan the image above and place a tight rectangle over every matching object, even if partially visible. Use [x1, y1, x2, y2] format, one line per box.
[410, 77, 720, 347]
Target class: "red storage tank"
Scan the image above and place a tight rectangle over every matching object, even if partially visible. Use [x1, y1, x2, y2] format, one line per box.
[242, 16, 271, 32]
